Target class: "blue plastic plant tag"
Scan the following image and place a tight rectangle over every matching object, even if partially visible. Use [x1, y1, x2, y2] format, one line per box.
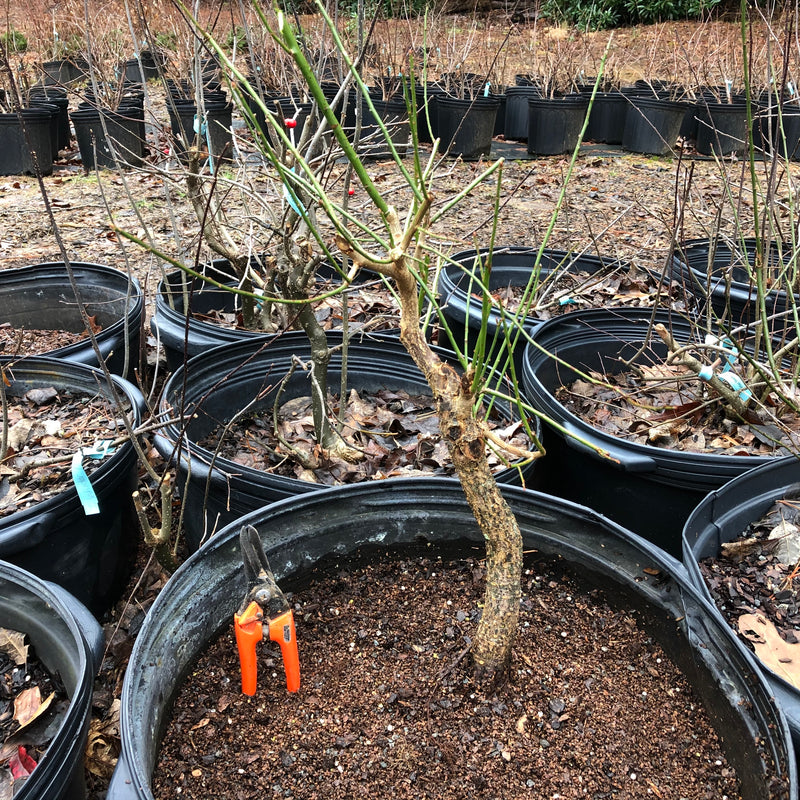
[71, 452, 100, 516]
[283, 168, 304, 216]
[71, 440, 116, 516]
[718, 372, 753, 402]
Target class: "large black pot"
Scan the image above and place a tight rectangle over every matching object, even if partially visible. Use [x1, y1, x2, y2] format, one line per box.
[503, 85, 542, 141]
[436, 94, 499, 161]
[1, 561, 104, 800]
[437, 245, 626, 375]
[155, 332, 537, 551]
[151, 259, 271, 370]
[584, 90, 628, 144]
[520, 307, 778, 558]
[71, 105, 145, 170]
[414, 83, 445, 143]
[527, 94, 588, 156]
[167, 98, 233, 166]
[776, 105, 800, 160]
[121, 51, 161, 84]
[0, 357, 145, 616]
[696, 100, 749, 156]
[0, 108, 53, 176]
[622, 95, 689, 156]
[28, 88, 70, 151]
[359, 95, 410, 159]
[683, 456, 800, 752]
[670, 237, 796, 336]
[150, 258, 363, 370]
[0, 260, 143, 378]
[39, 58, 83, 86]
[107, 478, 796, 800]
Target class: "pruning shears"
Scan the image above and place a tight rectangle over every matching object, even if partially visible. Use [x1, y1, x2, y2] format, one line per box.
[234, 524, 300, 696]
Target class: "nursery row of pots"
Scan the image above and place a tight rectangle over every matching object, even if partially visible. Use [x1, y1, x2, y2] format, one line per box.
[5, 240, 800, 797]
[5, 77, 795, 177]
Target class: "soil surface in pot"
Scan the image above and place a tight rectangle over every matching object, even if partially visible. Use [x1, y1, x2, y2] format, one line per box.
[198, 388, 531, 484]
[0, 322, 99, 358]
[153, 548, 751, 800]
[185, 278, 402, 335]
[559, 363, 799, 456]
[0, 386, 132, 517]
[699, 491, 800, 691]
[489, 267, 657, 321]
[0, 626, 69, 795]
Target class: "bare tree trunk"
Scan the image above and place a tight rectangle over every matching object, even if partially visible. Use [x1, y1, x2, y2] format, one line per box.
[373, 238, 523, 680]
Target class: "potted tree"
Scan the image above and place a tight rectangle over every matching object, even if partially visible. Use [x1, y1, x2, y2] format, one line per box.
[105, 7, 795, 797]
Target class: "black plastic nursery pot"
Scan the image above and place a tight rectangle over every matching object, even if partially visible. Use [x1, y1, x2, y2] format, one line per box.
[520, 307, 779, 558]
[121, 52, 160, 84]
[670, 236, 797, 335]
[0, 356, 145, 616]
[151, 259, 270, 370]
[622, 95, 689, 156]
[150, 258, 354, 370]
[29, 102, 60, 160]
[695, 100, 749, 156]
[1, 561, 104, 800]
[28, 88, 70, 151]
[437, 245, 626, 376]
[107, 478, 796, 800]
[413, 84, 444, 143]
[0, 260, 144, 378]
[155, 331, 537, 551]
[39, 59, 82, 86]
[71, 105, 146, 170]
[359, 95, 410, 159]
[167, 99, 233, 165]
[502, 85, 541, 141]
[526, 94, 589, 156]
[683, 456, 800, 751]
[584, 90, 628, 144]
[435, 95, 499, 161]
[772, 105, 800, 160]
[0, 109, 53, 176]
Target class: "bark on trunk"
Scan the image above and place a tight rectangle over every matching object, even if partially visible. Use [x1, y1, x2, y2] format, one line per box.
[392, 256, 522, 679]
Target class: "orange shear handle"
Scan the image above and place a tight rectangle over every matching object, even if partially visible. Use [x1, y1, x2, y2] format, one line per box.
[234, 601, 263, 696]
[268, 609, 300, 693]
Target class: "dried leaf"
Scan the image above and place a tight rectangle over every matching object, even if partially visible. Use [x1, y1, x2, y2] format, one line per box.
[720, 537, 774, 561]
[8, 746, 36, 779]
[23, 387, 57, 406]
[6, 419, 36, 451]
[738, 613, 800, 690]
[0, 628, 27, 665]
[85, 700, 121, 779]
[13, 687, 54, 730]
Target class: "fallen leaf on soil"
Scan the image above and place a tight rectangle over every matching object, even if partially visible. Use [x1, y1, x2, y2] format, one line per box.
[721, 537, 775, 561]
[13, 687, 54, 730]
[8, 746, 36, 779]
[738, 613, 800, 689]
[23, 387, 57, 407]
[0, 629, 27, 665]
[85, 699, 121, 779]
